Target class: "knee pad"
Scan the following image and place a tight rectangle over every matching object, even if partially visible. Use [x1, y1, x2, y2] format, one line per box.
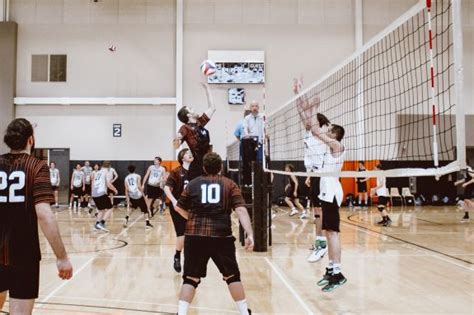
[183, 276, 201, 288]
[314, 214, 321, 219]
[377, 205, 384, 212]
[224, 272, 241, 285]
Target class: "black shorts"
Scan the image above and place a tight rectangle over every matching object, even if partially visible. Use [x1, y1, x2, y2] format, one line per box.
[93, 195, 113, 210]
[130, 197, 148, 213]
[72, 186, 83, 197]
[357, 182, 367, 193]
[51, 185, 59, 191]
[0, 262, 40, 299]
[170, 203, 187, 237]
[321, 199, 340, 232]
[84, 184, 92, 195]
[310, 176, 321, 207]
[377, 196, 389, 207]
[285, 185, 297, 199]
[146, 185, 163, 199]
[184, 236, 240, 279]
[188, 156, 204, 181]
[107, 188, 115, 196]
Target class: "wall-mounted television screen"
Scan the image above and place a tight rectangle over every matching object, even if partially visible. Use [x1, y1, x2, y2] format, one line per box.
[208, 62, 265, 84]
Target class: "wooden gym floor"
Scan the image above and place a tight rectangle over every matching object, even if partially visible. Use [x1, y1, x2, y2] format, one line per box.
[1, 205, 472, 314]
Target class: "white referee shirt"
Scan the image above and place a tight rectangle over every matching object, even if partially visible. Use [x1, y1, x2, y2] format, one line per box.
[243, 113, 265, 143]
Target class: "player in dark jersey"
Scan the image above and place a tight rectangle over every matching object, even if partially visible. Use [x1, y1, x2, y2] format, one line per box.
[173, 83, 216, 181]
[0, 118, 73, 314]
[454, 159, 473, 222]
[164, 148, 193, 273]
[174, 152, 253, 315]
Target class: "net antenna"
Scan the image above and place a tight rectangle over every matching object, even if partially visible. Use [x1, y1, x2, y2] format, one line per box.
[252, 0, 464, 179]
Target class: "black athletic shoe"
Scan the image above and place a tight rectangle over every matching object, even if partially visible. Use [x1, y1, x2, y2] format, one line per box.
[173, 257, 182, 273]
[462, 213, 469, 220]
[382, 217, 392, 226]
[317, 268, 333, 286]
[146, 221, 154, 229]
[322, 272, 347, 292]
[377, 218, 386, 225]
[248, 309, 252, 315]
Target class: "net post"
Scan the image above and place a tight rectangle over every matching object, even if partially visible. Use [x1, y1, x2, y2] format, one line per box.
[452, 0, 466, 169]
[252, 161, 268, 252]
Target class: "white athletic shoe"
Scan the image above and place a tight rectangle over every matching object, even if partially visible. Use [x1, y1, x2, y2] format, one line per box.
[307, 246, 328, 263]
[95, 223, 109, 233]
[289, 209, 299, 217]
[299, 212, 309, 219]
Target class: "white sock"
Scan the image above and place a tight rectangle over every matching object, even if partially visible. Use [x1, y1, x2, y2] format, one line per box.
[333, 263, 341, 274]
[236, 299, 249, 315]
[178, 300, 189, 315]
[291, 207, 296, 211]
[316, 236, 327, 241]
[328, 260, 334, 269]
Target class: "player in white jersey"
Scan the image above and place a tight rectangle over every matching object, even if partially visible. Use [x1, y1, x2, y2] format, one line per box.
[143, 157, 166, 216]
[305, 99, 347, 292]
[91, 161, 118, 232]
[104, 162, 119, 205]
[69, 164, 85, 211]
[50, 161, 60, 208]
[293, 77, 330, 263]
[88, 163, 101, 214]
[370, 164, 392, 226]
[81, 161, 93, 208]
[124, 165, 153, 229]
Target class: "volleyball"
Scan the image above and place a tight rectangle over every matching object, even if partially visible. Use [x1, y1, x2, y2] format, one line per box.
[200, 60, 216, 76]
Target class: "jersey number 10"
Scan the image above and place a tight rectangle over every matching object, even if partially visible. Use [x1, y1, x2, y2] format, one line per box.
[0, 171, 26, 203]
[200, 184, 220, 204]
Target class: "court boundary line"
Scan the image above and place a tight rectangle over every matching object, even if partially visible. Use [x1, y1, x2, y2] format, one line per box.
[343, 215, 473, 270]
[38, 213, 145, 307]
[40, 295, 241, 314]
[264, 258, 315, 315]
[37, 256, 95, 307]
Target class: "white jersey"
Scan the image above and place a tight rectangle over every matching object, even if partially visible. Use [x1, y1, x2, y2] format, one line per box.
[319, 147, 345, 206]
[147, 165, 165, 187]
[82, 166, 93, 184]
[125, 174, 143, 199]
[376, 177, 389, 196]
[92, 169, 108, 197]
[106, 167, 118, 182]
[50, 168, 60, 186]
[303, 130, 328, 171]
[72, 170, 85, 188]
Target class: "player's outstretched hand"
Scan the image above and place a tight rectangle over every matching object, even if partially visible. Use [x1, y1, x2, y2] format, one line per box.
[56, 257, 73, 280]
[245, 236, 254, 251]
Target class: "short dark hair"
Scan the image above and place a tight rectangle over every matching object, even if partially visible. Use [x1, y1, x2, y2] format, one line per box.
[203, 152, 222, 175]
[76, 163, 81, 168]
[50, 161, 56, 166]
[317, 113, 330, 127]
[359, 161, 365, 166]
[243, 109, 252, 117]
[177, 107, 190, 124]
[4, 118, 34, 151]
[375, 164, 383, 170]
[285, 163, 295, 172]
[177, 148, 189, 165]
[155, 156, 162, 162]
[331, 124, 345, 142]
[128, 165, 136, 173]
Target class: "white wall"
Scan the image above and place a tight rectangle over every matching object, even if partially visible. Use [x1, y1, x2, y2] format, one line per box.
[10, 0, 472, 160]
[16, 105, 176, 160]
